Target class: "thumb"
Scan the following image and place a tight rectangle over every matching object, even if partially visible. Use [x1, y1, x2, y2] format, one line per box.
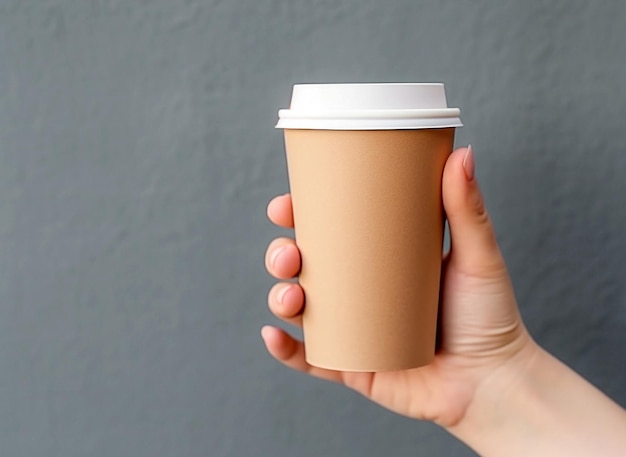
[442, 146, 505, 276]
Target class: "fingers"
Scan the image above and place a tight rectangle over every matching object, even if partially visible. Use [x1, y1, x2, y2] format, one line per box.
[267, 194, 294, 228]
[442, 146, 506, 277]
[260, 326, 344, 384]
[265, 237, 301, 279]
[268, 282, 304, 327]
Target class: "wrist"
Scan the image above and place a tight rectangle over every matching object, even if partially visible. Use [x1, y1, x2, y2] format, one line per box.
[445, 337, 545, 450]
[446, 338, 626, 457]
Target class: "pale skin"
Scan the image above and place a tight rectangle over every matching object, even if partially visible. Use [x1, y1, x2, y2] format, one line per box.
[262, 146, 626, 457]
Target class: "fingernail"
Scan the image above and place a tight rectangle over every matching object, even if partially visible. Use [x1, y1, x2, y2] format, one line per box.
[266, 202, 275, 220]
[277, 285, 290, 304]
[269, 245, 287, 269]
[462, 145, 475, 181]
[260, 325, 272, 341]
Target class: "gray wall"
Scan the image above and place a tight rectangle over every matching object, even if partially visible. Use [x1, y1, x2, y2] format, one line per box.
[0, 0, 624, 456]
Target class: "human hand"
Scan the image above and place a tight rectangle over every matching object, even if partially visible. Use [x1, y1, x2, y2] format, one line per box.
[262, 146, 539, 428]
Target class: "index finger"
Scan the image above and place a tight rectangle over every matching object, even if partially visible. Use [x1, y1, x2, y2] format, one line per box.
[267, 194, 294, 228]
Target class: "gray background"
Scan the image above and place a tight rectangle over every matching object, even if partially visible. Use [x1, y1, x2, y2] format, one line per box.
[0, 0, 624, 456]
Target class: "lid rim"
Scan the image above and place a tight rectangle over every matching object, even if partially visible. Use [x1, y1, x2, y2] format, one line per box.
[275, 118, 463, 130]
[278, 107, 461, 120]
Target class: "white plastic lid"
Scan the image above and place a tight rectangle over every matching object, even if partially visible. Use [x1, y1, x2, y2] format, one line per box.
[276, 83, 462, 130]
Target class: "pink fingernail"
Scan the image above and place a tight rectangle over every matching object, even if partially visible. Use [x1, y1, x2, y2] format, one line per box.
[260, 325, 272, 341]
[277, 285, 290, 304]
[269, 245, 287, 269]
[462, 145, 475, 181]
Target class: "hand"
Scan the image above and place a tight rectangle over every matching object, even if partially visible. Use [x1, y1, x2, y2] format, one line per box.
[262, 146, 539, 428]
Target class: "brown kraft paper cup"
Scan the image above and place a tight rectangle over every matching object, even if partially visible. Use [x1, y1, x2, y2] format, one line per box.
[284, 127, 455, 372]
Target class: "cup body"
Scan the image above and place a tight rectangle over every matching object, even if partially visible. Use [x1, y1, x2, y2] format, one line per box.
[284, 128, 454, 371]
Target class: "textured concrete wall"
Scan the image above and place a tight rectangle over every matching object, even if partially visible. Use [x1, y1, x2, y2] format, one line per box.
[0, 0, 624, 456]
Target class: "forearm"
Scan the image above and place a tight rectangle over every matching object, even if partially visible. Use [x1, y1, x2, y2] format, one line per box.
[447, 344, 626, 457]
